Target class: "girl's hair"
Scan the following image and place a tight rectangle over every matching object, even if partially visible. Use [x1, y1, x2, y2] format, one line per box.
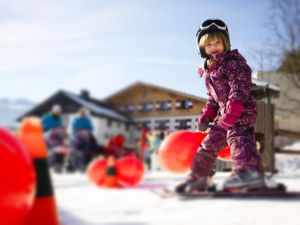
[199, 31, 230, 57]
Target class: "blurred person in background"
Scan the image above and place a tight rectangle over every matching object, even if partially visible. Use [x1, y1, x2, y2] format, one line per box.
[42, 104, 69, 173]
[68, 107, 99, 172]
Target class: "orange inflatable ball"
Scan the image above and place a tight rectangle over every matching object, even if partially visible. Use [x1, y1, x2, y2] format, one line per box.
[87, 157, 108, 186]
[0, 128, 36, 225]
[217, 146, 231, 161]
[158, 130, 205, 174]
[116, 156, 144, 186]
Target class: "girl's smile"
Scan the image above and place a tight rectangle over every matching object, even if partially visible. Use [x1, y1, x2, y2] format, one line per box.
[204, 40, 225, 58]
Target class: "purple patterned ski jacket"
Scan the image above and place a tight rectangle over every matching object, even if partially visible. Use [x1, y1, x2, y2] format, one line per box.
[199, 49, 257, 125]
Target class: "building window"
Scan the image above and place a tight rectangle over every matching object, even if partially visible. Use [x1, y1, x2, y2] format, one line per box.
[176, 99, 193, 110]
[143, 90, 148, 97]
[156, 101, 172, 111]
[142, 103, 153, 112]
[175, 119, 192, 130]
[138, 103, 153, 112]
[125, 104, 135, 112]
[140, 121, 151, 129]
[154, 120, 170, 130]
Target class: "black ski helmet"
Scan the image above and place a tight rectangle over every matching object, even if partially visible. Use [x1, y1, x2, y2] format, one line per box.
[196, 19, 230, 58]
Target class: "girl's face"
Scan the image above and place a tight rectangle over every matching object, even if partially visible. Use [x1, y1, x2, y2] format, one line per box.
[204, 38, 225, 58]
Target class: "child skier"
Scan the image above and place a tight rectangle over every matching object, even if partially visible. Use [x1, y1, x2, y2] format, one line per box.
[176, 19, 264, 193]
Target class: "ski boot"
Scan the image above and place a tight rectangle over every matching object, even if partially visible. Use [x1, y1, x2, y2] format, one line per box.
[223, 170, 265, 192]
[175, 174, 214, 194]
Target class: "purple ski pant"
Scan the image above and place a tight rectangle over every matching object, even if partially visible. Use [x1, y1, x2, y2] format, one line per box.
[192, 124, 263, 177]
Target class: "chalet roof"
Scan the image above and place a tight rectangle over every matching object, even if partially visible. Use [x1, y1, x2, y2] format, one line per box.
[252, 78, 280, 100]
[105, 79, 280, 102]
[18, 79, 279, 123]
[104, 81, 207, 102]
[18, 90, 132, 123]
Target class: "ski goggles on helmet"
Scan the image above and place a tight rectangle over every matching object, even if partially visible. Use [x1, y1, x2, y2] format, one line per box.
[200, 19, 227, 31]
[196, 19, 230, 58]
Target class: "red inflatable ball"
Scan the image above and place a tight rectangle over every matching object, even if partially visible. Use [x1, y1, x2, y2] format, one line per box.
[158, 131, 205, 174]
[106, 134, 125, 149]
[116, 156, 144, 186]
[217, 145, 231, 161]
[88, 156, 144, 188]
[106, 136, 116, 149]
[87, 157, 108, 186]
[0, 127, 36, 225]
[114, 134, 125, 149]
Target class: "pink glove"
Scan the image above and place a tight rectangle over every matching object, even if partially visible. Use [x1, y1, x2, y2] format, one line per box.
[218, 101, 244, 130]
[218, 114, 238, 130]
[198, 105, 218, 124]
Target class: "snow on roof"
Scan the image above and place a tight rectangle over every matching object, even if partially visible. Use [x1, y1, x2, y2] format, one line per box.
[63, 90, 129, 122]
[252, 77, 280, 92]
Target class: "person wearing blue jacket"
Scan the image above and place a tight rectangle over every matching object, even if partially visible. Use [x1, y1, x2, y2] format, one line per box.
[42, 104, 64, 132]
[42, 104, 67, 172]
[68, 107, 97, 172]
[71, 107, 94, 137]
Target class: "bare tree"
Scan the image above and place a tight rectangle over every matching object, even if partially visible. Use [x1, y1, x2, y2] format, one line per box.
[267, 0, 300, 54]
[263, 0, 300, 113]
[247, 45, 278, 72]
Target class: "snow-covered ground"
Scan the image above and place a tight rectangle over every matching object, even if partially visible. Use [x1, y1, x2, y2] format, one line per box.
[52, 170, 300, 225]
[276, 155, 300, 174]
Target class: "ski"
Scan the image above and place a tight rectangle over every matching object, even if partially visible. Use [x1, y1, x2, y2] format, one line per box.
[150, 187, 175, 199]
[175, 184, 300, 199]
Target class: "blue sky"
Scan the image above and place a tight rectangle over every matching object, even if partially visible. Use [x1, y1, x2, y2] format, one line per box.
[0, 0, 271, 102]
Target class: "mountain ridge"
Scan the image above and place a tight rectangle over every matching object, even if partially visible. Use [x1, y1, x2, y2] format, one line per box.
[0, 97, 36, 129]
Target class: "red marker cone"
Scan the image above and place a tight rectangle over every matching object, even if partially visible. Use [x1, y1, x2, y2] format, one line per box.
[18, 117, 61, 225]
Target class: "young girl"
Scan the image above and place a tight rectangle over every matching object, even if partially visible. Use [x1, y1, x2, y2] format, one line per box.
[176, 19, 264, 193]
